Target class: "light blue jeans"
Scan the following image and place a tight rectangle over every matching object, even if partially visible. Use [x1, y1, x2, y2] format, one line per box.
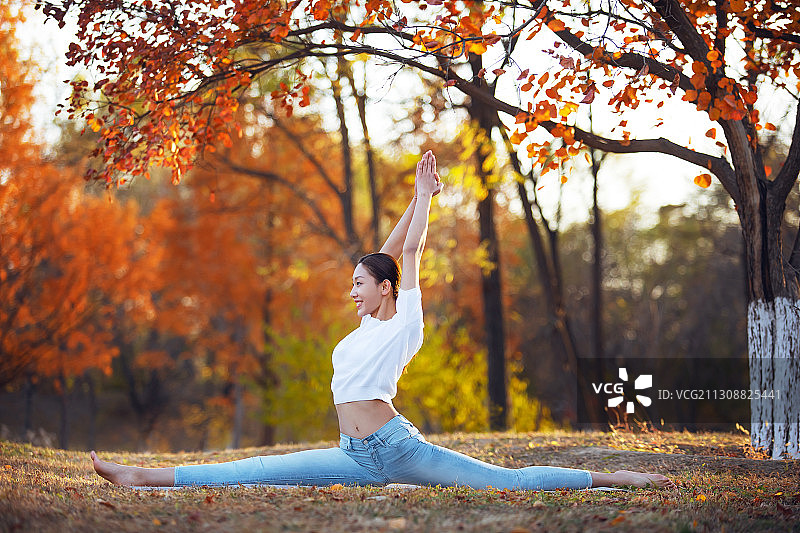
[174, 414, 593, 490]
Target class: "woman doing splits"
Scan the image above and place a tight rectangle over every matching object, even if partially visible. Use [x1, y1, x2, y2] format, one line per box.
[92, 151, 675, 491]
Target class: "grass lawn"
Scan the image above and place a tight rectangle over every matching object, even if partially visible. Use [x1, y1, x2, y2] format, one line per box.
[1, 429, 798, 532]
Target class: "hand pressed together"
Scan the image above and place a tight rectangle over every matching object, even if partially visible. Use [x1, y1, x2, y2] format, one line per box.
[415, 150, 443, 197]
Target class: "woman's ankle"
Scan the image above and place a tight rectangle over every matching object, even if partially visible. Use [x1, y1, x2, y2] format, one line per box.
[589, 471, 618, 488]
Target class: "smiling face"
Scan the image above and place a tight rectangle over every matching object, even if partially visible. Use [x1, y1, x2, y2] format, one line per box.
[350, 262, 391, 318]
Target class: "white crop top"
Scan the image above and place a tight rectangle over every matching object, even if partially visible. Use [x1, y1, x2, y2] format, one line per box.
[331, 287, 424, 405]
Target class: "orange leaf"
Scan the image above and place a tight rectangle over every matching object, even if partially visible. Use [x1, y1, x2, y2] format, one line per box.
[468, 41, 487, 55]
[537, 71, 549, 86]
[547, 19, 566, 32]
[764, 122, 776, 131]
[694, 173, 712, 188]
[510, 130, 528, 144]
[705, 128, 716, 139]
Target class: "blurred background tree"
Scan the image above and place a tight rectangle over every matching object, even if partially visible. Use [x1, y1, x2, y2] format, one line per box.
[4, 0, 794, 452]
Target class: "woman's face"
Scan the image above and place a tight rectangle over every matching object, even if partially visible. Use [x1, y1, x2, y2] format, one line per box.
[350, 263, 389, 318]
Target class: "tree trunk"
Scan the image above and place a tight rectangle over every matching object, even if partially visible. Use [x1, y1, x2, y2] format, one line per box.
[589, 148, 607, 423]
[345, 67, 381, 250]
[748, 298, 800, 459]
[232, 378, 244, 449]
[467, 51, 508, 431]
[477, 186, 508, 430]
[23, 375, 34, 434]
[500, 130, 603, 426]
[722, 110, 800, 459]
[86, 374, 96, 451]
[58, 373, 68, 450]
[331, 58, 360, 262]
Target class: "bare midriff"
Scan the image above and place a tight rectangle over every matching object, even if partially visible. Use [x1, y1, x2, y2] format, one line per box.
[336, 399, 399, 439]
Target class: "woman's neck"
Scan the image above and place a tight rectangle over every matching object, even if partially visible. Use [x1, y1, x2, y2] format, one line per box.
[370, 297, 397, 321]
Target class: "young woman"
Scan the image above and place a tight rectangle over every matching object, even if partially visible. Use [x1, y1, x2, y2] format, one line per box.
[92, 151, 675, 491]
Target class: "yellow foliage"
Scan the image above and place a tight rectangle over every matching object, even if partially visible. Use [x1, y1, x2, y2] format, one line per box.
[396, 323, 488, 432]
[507, 360, 558, 432]
[259, 319, 555, 438]
[259, 322, 346, 443]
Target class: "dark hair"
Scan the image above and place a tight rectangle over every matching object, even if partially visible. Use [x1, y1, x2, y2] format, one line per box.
[357, 253, 401, 299]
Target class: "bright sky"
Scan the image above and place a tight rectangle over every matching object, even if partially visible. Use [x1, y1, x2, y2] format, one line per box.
[17, 4, 797, 229]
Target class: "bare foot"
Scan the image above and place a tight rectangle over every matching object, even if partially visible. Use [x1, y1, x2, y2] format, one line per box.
[90, 451, 139, 486]
[613, 470, 676, 490]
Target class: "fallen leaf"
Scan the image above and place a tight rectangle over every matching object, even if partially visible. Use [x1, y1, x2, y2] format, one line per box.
[65, 487, 83, 499]
[96, 498, 116, 509]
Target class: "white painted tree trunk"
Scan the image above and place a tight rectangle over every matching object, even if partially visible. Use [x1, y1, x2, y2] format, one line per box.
[748, 298, 800, 459]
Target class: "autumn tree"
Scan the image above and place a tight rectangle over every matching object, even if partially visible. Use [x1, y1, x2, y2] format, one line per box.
[40, 0, 800, 457]
[1, 3, 153, 387]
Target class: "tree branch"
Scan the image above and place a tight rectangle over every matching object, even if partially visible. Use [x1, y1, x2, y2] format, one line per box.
[548, 7, 687, 56]
[437, 65, 742, 204]
[646, 0, 711, 62]
[790, 217, 800, 275]
[771, 104, 800, 204]
[551, 22, 692, 91]
[258, 106, 343, 197]
[220, 158, 348, 251]
[747, 22, 800, 46]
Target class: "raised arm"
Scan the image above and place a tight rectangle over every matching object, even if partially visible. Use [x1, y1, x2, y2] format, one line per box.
[379, 152, 442, 260]
[400, 151, 440, 291]
[378, 197, 417, 260]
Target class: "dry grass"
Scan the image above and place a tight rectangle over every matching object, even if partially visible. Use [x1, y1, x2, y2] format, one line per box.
[2, 429, 798, 532]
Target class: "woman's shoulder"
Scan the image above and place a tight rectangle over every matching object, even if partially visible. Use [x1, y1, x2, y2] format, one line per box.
[394, 286, 423, 324]
[397, 285, 422, 298]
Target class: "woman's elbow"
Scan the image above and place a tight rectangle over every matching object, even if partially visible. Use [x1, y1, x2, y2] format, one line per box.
[402, 245, 422, 258]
